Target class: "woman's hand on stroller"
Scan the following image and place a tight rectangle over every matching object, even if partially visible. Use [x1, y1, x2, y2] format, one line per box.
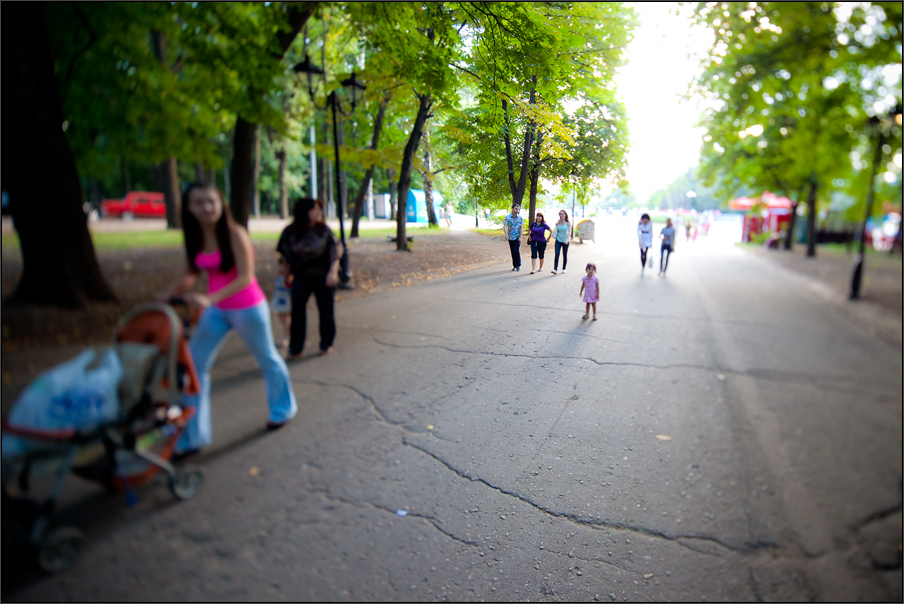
[184, 292, 211, 309]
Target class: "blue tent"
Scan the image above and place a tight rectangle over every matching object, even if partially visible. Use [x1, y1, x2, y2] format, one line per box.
[405, 189, 445, 223]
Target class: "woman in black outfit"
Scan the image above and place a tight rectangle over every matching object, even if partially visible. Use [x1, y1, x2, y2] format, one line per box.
[277, 198, 343, 360]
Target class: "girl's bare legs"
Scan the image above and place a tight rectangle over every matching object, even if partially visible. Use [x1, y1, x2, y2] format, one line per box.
[591, 302, 597, 320]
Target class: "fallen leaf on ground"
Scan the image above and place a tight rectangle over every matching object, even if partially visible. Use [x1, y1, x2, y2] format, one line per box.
[656, 435, 672, 441]
[249, 467, 260, 477]
[644, 573, 654, 579]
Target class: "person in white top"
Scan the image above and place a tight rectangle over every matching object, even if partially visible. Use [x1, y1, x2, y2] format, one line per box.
[637, 213, 654, 275]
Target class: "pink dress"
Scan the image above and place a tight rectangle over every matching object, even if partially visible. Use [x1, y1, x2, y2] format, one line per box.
[581, 274, 600, 303]
[194, 249, 266, 310]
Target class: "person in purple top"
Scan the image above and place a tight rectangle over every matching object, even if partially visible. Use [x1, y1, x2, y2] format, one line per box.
[528, 212, 552, 274]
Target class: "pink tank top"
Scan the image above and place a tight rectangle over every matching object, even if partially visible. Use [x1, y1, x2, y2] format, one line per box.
[194, 249, 266, 310]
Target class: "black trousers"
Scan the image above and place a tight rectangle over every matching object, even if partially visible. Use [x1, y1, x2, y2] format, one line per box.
[508, 239, 522, 268]
[289, 273, 336, 355]
[660, 245, 672, 272]
[554, 240, 569, 270]
[640, 247, 649, 268]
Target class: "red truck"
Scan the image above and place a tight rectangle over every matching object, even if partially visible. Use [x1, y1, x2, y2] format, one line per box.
[101, 191, 166, 219]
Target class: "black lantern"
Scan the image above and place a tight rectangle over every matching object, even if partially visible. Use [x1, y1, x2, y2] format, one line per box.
[293, 55, 367, 288]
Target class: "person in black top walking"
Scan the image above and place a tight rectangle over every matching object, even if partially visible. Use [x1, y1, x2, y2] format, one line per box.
[277, 198, 343, 360]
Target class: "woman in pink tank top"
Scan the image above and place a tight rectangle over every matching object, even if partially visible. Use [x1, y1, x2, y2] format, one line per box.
[159, 184, 296, 458]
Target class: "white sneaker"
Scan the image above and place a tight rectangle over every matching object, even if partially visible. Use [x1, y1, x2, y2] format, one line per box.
[562, 269, 566, 274]
[551, 270, 557, 275]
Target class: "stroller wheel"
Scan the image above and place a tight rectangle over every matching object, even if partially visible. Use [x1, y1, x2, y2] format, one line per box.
[168, 465, 203, 501]
[37, 527, 86, 574]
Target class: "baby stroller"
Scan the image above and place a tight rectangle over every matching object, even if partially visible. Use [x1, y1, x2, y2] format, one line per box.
[1, 302, 203, 573]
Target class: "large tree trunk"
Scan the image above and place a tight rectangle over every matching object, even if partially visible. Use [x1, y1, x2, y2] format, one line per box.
[396, 93, 432, 251]
[229, 2, 313, 227]
[805, 178, 818, 258]
[195, 162, 205, 184]
[422, 125, 439, 227]
[2, 2, 117, 307]
[351, 94, 390, 237]
[230, 117, 257, 227]
[155, 158, 181, 229]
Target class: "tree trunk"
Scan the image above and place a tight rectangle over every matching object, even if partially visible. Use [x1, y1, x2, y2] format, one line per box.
[229, 3, 313, 227]
[150, 30, 181, 228]
[122, 156, 131, 193]
[502, 77, 537, 209]
[422, 125, 439, 227]
[154, 158, 181, 229]
[209, 166, 216, 188]
[276, 147, 288, 219]
[2, 2, 116, 307]
[806, 178, 818, 258]
[388, 167, 397, 220]
[396, 93, 432, 251]
[528, 130, 543, 226]
[230, 117, 257, 227]
[195, 162, 205, 184]
[351, 94, 390, 237]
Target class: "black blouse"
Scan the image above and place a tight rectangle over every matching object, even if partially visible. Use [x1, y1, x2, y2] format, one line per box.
[276, 224, 338, 276]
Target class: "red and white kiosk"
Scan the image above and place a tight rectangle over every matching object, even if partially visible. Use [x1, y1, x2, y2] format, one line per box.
[730, 191, 793, 242]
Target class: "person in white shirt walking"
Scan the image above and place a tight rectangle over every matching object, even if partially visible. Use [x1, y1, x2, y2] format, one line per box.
[637, 213, 653, 275]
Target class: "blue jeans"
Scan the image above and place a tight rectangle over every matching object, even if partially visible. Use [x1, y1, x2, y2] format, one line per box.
[660, 245, 672, 272]
[177, 301, 297, 452]
[554, 240, 569, 270]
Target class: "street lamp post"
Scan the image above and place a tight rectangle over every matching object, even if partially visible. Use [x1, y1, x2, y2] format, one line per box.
[850, 105, 902, 300]
[294, 54, 366, 289]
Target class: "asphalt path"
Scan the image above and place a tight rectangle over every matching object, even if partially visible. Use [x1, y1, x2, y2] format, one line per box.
[6, 218, 902, 602]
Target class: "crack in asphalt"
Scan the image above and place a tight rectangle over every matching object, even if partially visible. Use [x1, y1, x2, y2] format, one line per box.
[371, 337, 885, 394]
[309, 488, 483, 550]
[401, 436, 760, 556]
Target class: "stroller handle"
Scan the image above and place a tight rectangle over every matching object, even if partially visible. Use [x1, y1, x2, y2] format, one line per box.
[113, 302, 185, 406]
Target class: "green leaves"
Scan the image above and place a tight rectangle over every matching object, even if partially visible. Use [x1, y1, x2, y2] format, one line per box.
[690, 1, 902, 206]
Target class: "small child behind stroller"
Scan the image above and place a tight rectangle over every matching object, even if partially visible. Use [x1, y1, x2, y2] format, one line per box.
[2, 302, 203, 573]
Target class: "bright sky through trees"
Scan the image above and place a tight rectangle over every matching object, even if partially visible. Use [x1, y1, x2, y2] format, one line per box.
[615, 3, 713, 205]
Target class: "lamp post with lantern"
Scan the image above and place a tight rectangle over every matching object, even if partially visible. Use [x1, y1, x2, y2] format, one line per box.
[849, 104, 902, 300]
[293, 54, 366, 289]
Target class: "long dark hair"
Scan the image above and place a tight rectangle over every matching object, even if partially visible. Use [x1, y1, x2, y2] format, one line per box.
[559, 209, 570, 224]
[290, 197, 327, 238]
[181, 183, 236, 274]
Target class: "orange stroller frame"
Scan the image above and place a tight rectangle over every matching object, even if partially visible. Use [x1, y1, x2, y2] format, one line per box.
[1, 303, 203, 573]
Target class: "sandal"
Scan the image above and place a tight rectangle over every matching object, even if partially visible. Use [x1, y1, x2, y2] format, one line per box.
[582, 313, 589, 320]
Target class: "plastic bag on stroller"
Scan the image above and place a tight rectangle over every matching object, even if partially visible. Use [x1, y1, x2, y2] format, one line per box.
[1, 347, 124, 459]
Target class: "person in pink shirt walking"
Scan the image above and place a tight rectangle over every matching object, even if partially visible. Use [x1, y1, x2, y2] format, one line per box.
[580, 262, 600, 321]
[159, 183, 297, 459]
